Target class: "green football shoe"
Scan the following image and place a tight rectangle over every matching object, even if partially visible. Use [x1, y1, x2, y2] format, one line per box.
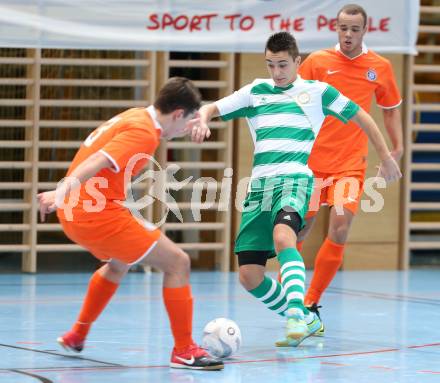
[275, 308, 323, 347]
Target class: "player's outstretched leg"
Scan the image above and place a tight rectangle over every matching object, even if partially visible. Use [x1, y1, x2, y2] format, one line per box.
[239, 262, 288, 317]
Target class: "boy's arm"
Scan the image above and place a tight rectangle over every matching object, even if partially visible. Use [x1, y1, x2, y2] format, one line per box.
[382, 107, 404, 162]
[190, 103, 220, 143]
[351, 108, 402, 183]
[37, 152, 112, 221]
[189, 83, 253, 143]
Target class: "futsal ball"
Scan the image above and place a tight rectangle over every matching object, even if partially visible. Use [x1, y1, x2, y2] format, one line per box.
[202, 318, 241, 358]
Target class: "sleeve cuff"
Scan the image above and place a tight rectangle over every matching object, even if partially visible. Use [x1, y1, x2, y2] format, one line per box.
[99, 149, 120, 173]
[377, 99, 402, 109]
[214, 100, 226, 119]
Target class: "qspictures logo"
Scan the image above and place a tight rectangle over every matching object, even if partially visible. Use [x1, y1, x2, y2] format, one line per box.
[56, 153, 388, 225]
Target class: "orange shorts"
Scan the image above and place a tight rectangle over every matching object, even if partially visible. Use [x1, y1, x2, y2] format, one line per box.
[307, 169, 366, 217]
[60, 211, 161, 265]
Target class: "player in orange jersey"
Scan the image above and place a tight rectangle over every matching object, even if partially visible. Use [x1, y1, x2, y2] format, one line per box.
[37, 77, 223, 371]
[296, 4, 404, 328]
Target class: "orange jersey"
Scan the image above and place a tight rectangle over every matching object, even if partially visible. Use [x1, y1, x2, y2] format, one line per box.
[57, 106, 161, 222]
[299, 44, 402, 172]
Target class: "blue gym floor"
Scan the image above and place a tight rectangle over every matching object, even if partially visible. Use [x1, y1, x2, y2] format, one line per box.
[0, 270, 439, 383]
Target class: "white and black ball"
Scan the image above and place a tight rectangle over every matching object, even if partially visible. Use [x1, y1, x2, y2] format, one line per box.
[202, 318, 241, 358]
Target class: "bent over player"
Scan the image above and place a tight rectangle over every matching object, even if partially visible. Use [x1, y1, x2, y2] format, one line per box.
[37, 77, 223, 370]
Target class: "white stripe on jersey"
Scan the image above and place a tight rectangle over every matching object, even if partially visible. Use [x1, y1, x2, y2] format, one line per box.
[251, 162, 313, 180]
[251, 93, 295, 104]
[215, 83, 253, 117]
[254, 139, 314, 154]
[249, 113, 311, 130]
[328, 94, 350, 115]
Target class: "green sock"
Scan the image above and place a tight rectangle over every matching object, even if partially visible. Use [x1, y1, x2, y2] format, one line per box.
[249, 276, 287, 316]
[277, 247, 306, 312]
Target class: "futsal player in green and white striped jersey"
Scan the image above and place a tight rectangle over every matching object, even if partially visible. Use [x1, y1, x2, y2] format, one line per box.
[193, 32, 401, 347]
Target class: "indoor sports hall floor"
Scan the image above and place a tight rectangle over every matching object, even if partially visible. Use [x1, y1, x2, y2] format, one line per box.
[0, 270, 439, 383]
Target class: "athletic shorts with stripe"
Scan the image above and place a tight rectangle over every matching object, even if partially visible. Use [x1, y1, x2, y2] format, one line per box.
[306, 169, 366, 217]
[60, 209, 160, 265]
[234, 175, 314, 257]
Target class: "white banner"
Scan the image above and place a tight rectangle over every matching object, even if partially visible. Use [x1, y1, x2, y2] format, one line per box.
[0, 0, 419, 54]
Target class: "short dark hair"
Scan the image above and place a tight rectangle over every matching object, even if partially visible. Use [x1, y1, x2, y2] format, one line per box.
[154, 77, 201, 117]
[265, 32, 299, 58]
[337, 4, 367, 28]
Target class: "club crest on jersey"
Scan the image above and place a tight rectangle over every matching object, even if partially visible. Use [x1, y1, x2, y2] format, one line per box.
[297, 92, 311, 105]
[366, 68, 377, 81]
[257, 96, 268, 105]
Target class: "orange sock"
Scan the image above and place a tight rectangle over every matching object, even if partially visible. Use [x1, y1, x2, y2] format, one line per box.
[305, 237, 344, 305]
[277, 241, 304, 282]
[163, 285, 194, 351]
[72, 271, 118, 338]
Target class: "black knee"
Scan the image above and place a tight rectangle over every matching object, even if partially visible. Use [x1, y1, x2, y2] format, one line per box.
[273, 209, 302, 235]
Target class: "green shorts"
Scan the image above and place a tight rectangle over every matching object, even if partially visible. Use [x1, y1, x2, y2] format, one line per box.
[234, 175, 314, 256]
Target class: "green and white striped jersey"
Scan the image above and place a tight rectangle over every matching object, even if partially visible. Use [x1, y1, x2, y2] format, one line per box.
[215, 75, 359, 190]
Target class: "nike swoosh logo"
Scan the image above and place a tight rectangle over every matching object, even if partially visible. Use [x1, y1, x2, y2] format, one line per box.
[176, 356, 195, 365]
[327, 70, 341, 75]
